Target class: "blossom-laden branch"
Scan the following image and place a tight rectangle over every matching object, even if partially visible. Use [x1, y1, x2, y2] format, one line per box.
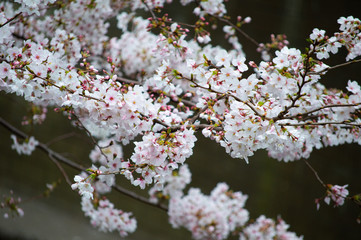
[1, 0, 361, 238]
[310, 58, 361, 75]
[303, 159, 361, 217]
[279, 121, 361, 127]
[0, 12, 22, 28]
[72, 114, 110, 163]
[0, 116, 168, 211]
[210, 13, 260, 47]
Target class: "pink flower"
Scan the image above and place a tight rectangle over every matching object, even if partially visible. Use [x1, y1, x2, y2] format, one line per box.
[71, 175, 94, 199]
[324, 184, 349, 207]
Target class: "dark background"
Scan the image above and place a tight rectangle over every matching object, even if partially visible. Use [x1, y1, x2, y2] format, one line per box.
[1, 0, 361, 239]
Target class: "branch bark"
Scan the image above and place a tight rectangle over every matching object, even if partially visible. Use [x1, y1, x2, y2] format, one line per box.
[0, 117, 168, 211]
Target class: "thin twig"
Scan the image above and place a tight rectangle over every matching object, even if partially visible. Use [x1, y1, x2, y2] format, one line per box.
[25, 67, 103, 103]
[116, 76, 140, 85]
[183, 75, 269, 120]
[303, 159, 326, 188]
[277, 103, 361, 121]
[310, 59, 361, 75]
[72, 114, 110, 162]
[0, 117, 168, 212]
[48, 154, 72, 186]
[304, 103, 361, 115]
[279, 121, 361, 127]
[274, 57, 312, 121]
[142, 1, 157, 21]
[158, 123, 223, 133]
[211, 14, 259, 47]
[46, 132, 91, 147]
[0, 12, 22, 28]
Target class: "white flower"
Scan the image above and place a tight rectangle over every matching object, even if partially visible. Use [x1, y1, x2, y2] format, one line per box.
[170, 23, 178, 32]
[10, 135, 38, 156]
[310, 28, 326, 41]
[346, 80, 361, 94]
[71, 175, 94, 200]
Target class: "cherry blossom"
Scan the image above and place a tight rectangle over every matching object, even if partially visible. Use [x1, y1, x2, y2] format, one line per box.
[71, 175, 94, 200]
[324, 184, 349, 207]
[239, 215, 302, 240]
[10, 135, 38, 156]
[1, 0, 361, 238]
[81, 196, 137, 237]
[169, 183, 249, 240]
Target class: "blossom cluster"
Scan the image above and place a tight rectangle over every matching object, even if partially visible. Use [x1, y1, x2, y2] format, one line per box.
[81, 196, 137, 237]
[1, 0, 361, 238]
[168, 183, 249, 240]
[310, 16, 361, 61]
[71, 175, 94, 200]
[13, 0, 57, 16]
[148, 164, 192, 203]
[324, 184, 349, 207]
[130, 126, 196, 189]
[10, 135, 38, 156]
[1, 190, 24, 219]
[239, 215, 303, 240]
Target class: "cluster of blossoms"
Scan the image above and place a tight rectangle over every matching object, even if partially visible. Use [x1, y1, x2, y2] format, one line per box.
[71, 175, 95, 200]
[168, 183, 302, 240]
[309, 16, 361, 61]
[1, 190, 24, 219]
[1, 0, 361, 238]
[323, 184, 349, 208]
[12, 0, 56, 15]
[130, 126, 196, 189]
[169, 183, 250, 240]
[81, 196, 137, 237]
[10, 135, 38, 156]
[239, 215, 303, 240]
[148, 164, 192, 203]
[21, 105, 47, 125]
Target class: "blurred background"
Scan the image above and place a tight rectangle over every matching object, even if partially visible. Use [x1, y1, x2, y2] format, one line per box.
[1, 0, 361, 239]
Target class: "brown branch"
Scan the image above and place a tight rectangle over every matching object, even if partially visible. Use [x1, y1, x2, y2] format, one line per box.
[306, 103, 361, 115]
[142, 0, 157, 21]
[211, 14, 259, 47]
[310, 58, 361, 75]
[46, 132, 91, 147]
[26, 69, 104, 103]
[189, 93, 227, 124]
[303, 159, 326, 188]
[159, 123, 223, 133]
[72, 114, 110, 162]
[116, 75, 197, 108]
[116, 76, 140, 85]
[279, 103, 361, 121]
[0, 12, 22, 28]
[48, 154, 72, 186]
[279, 121, 361, 127]
[274, 50, 316, 121]
[0, 116, 168, 212]
[190, 104, 209, 124]
[165, 19, 196, 28]
[182, 75, 269, 120]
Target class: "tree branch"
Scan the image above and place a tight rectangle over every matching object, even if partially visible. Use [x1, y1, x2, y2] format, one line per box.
[72, 114, 110, 162]
[303, 159, 326, 188]
[48, 154, 72, 186]
[277, 102, 361, 121]
[310, 58, 361, 75]
[183, 75, 269, 120]
[211, 14, 260, 47]
[279, 121, 361, 127]
[0, 117, 168, 212]
[0, 12, 22, 28]
[46, 132, 90, 147]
